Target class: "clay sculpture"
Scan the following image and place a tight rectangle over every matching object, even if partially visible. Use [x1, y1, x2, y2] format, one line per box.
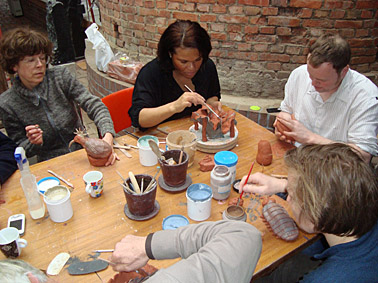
[256, 140, 273, 166]
[228, 196, 244, 206]
[198, 155, 215, 172]
[108, 264, 158, 283]
[261, 197, 298, 241]
[191, 106, 236, 142]
[275, 115, 296, 142]
[69, 129, 112, 167]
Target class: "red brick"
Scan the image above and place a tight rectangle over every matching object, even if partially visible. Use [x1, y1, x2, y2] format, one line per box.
[187, 0, 215, 3]
[268, 17, 301, 27]
[183, 3, 196, 11]
[355, 29, 369, 37]
[349, 38, 375, 48]
[213, 5, 227, 13]
[254, 44, 269, 52]
[197, 4, 210, 12]
[172, 11, 198, 21]
[290, 0, 322, 8]
[245, 25, 259, 34]
[218, 15, 249, 24]
[290, 55, 307, 64]
[302, 19, 333, 28]
[361, 10, 373, 18]
[335, 20, 363, 29]
[363, 19, 375, 28]
[262, 7, 278, 15]
[144, 1, 155, 8]
[356, 0, 378, 9]
[156, 1, 166, 8]
[259, 53, 290, 62]
[271, 0, 288, 7]
[330, 10, 345, 19]
[218, 0, 237, 3]
[200, 14, 217, 22]
[276, 27, 291, 36]
[266, 62, 281, 71]
[237, 43, 252, 51]
[286, 45, 302, 55]
[314, 10, 329, 18]
[167, 2, 180, 10]
[229, 6, 244, 14]
[260, 26, 275, 34]
[324, 0, 344, 9]
[245, 7, 261, 16]
[228, 24, 242, 32]
[239, 0, 269, 6]
[351, 56, 376, 64]
[211, 32, 227, 41]
[229, 33, 243, 41]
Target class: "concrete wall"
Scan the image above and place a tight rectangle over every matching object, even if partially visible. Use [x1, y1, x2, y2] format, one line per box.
[99, 0, 378, 100]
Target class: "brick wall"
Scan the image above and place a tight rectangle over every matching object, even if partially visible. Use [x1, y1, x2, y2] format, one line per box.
[99, 0, 378, 99]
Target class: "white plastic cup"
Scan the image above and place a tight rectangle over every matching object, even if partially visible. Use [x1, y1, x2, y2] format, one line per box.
[137, 135, 159, 166]
[0, 227, 28, 258]
[44, 185, 73, 223]
[83, 171, 104, 198]
[186, 183, 213, 221]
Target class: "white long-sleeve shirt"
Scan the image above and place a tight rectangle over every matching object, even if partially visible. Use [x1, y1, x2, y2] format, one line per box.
[280, 65, 378, 156]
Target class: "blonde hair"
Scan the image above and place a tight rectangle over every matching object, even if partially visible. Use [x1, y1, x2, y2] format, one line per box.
[0, 259, 48, 283]
[285, 143, 378, 238]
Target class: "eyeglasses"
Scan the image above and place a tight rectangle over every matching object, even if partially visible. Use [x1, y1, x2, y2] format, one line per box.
[21, 55, 48, 67]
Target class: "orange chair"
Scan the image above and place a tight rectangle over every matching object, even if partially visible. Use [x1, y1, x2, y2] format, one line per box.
[101, 87, 134, 134]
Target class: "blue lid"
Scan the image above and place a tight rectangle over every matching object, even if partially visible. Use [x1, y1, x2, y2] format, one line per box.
[214, 151, 238, 167]
[162, 214, 189, 230]
[186, 183, 212, 201]
[37, 177, 60, 194]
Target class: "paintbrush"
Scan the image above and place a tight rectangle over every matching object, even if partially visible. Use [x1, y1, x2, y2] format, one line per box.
[237, 161, 255, 206]
[184, 85, 221, 120]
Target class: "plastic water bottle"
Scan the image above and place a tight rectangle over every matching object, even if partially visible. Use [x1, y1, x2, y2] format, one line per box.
[14, 147, 45, 219]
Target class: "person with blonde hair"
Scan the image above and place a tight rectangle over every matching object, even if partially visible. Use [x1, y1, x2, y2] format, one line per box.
[0, 259, 52, 283]
[240, 143, 378, 281]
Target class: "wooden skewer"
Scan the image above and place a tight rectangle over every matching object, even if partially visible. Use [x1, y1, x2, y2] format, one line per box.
[93, 249, 114, 253]
[140, 178, 144, 194]
[97, 258, 115, 265]
[118, 182, 134, 194]
[47, 170, 74, 189]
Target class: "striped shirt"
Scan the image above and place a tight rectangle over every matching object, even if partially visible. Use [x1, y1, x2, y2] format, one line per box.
[280, 65, 378, 155]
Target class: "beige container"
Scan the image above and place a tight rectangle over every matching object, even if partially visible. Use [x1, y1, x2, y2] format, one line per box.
[166, 130, 197, 167]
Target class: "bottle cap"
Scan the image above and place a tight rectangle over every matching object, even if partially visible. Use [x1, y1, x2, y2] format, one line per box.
[214, 151, 238, 167]
[162, 214, 189, 230]
[37, 177, 60, 195]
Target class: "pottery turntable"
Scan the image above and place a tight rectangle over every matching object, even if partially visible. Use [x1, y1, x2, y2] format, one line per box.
[190, 106, 238, 153]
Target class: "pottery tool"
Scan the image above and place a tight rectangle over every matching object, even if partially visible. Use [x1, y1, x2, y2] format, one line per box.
[119, 182, 134, 194]
[116, 170, 126, 183]
[47, 170, 74, 189]
[140, 178, 144, 194]
[128, 171, 141, 194]
[184, 84, 221, 120]
[237, 161, 255, 206]
[123, 143, 139, 149]
[97, 258, 115, 265]
[113, 145, 132, 150]
[148, 139, 165, 161]
[124, 130, 140, 140]
[113, 140, 132, 158]
[93, 249, 114, 253]
[178, 143, 185, 164]
[145, 167, 160, 193]
[270, 174, 288, 179]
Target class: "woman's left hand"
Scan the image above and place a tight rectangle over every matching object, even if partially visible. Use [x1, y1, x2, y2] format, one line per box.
[102, 132, 119, 166]
[206, 97, 222, 111]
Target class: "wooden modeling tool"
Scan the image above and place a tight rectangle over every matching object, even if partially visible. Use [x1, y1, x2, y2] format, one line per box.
[93, 249, 114, 253]
[184, 85, 221, 120]
[128, 171, 141, 194]
[237, 161, 255, 206]
[47, 170, 74, 189]
[145, 167, 160, 193]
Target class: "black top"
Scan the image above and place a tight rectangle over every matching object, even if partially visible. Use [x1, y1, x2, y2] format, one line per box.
[0, 132, 17, 184]
[128, 58, 221, 130]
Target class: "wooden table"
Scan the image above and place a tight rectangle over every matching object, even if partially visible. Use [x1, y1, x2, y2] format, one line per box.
[0, 109, 318, 282]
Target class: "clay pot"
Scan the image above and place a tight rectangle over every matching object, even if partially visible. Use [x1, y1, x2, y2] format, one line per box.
[159, 150, 188, 187]
[256, 140, 272, 166]
[123, 174, 157, 216]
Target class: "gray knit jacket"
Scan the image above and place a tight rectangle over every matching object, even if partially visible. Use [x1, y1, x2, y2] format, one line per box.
[0, 66, 115, 162]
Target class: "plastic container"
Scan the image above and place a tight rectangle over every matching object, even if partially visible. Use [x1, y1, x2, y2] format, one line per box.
[162, 214, 189, 230]
[166, 130, 197, 167]
[14, 147, 45, 220]
[222, 205, 247, 222]
[214, 151, 238, 183]
[137, 135, 159, 166]
[186, 183, 212, 221]
[37, 177, 60, 195]
[43, 186, 73, 223]
[210, 165, 232, 200]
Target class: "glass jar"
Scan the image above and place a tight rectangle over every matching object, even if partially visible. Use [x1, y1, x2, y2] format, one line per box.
[210, 165, 232, 200]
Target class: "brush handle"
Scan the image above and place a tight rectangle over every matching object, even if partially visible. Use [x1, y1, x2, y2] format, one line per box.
[239, 161, 255, 200]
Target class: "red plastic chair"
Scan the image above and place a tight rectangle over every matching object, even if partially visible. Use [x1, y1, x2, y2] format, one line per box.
[101, 87, 134, 134]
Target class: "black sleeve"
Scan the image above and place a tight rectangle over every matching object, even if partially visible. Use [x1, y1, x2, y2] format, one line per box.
[0, 132, 18, 184]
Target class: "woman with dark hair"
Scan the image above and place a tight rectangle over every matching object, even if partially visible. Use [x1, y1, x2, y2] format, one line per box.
[128, 20, 221, 130]
[0, 27, 118, 164]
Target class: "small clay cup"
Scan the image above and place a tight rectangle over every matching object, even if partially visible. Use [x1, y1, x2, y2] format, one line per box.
[159, 150, 188, 187]
[123, 174, 157, 216]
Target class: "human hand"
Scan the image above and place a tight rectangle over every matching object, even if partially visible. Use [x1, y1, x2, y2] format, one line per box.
[110, 235, 149, 272]
[102, 133, 119, 166]
[239, 172, 287, 195]
[207, 99, 222, 112]
[276, 116, 314, 145]
[25, 125, 43, 145]
[173, 92, 205, 113]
